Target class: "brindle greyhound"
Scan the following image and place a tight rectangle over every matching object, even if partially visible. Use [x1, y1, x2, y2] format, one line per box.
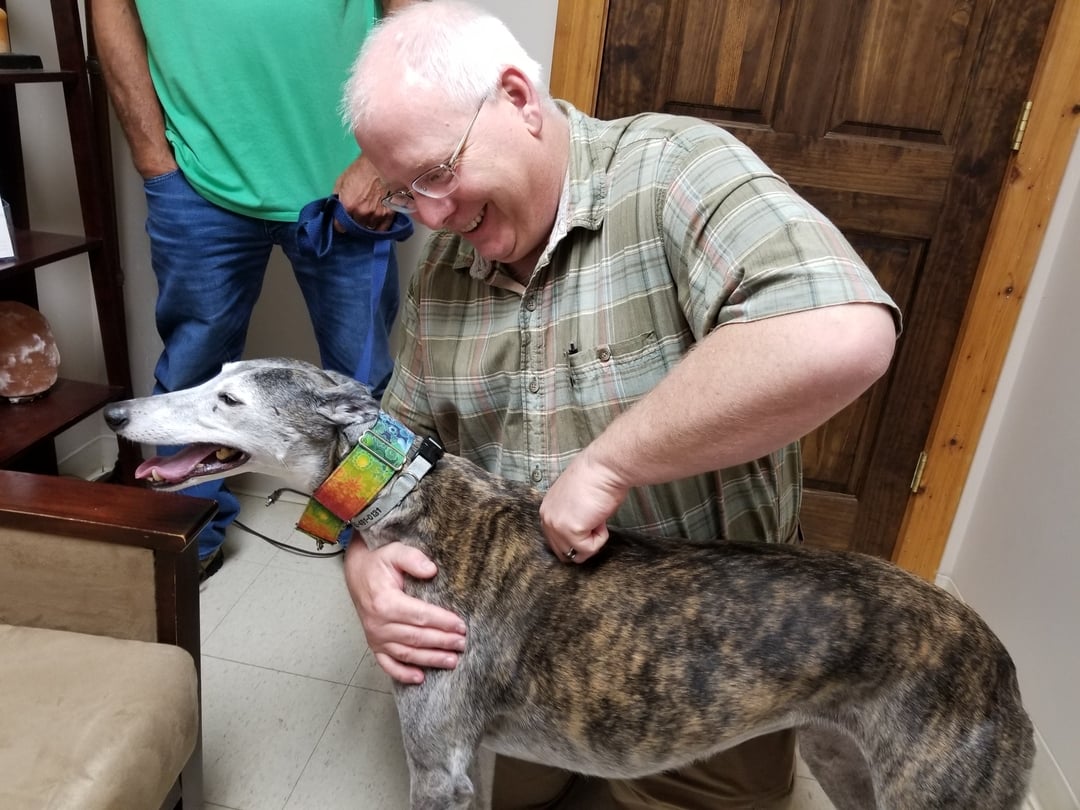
[104, 358, 1034, 810]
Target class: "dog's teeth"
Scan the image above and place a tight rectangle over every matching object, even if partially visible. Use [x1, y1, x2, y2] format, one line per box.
[150, 470, 164, 482]
[216, 448, 235, 461]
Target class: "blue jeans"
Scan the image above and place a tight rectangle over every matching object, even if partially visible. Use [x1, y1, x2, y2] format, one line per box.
[143, 170, 400, 559]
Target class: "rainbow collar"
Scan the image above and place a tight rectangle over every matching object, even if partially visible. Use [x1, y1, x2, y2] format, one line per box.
[296, 413, 443, 546]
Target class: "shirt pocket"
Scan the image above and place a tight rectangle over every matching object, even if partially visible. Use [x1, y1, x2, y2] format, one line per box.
[564, 331, 667, 441]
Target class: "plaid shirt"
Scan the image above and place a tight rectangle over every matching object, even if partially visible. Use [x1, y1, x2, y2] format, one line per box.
[383, 103, 899, 544]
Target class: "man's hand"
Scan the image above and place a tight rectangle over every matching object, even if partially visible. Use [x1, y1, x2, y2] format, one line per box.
[343, 540, 467, 684]
[539, 448, 629, 564]
[333, 154, 395, 232]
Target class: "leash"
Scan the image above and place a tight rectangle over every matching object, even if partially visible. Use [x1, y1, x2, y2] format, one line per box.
[295, 195, 413, 388]
[296, 412, 443, 547]
[233, 509, 345, 558]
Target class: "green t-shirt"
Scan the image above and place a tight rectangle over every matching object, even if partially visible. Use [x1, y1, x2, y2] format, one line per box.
[135, 0, 378, 220]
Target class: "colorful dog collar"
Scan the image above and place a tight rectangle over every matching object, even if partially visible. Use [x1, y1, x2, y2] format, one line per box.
[296, 413, 442, 545]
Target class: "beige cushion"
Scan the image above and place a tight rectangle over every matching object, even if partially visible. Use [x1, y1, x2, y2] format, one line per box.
[0, 624, 199, 810]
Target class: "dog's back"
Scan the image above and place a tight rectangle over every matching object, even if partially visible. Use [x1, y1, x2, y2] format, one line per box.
[366, 454, 1034, 808]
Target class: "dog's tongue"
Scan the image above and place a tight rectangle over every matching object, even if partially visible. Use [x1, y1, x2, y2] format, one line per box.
[136, 444, 221, 483]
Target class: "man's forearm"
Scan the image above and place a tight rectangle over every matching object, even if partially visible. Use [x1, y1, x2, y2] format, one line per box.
[590, 303, 897, 490]
[92, 0, 175, 178]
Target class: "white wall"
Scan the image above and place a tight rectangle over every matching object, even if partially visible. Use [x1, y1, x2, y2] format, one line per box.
[938, 131, 1080, 805]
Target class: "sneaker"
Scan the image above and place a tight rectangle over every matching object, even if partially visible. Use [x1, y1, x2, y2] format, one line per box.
[199, 548, 225, 582]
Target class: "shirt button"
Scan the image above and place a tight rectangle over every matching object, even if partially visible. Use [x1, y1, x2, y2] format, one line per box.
[531, 466, 543, 483]
[597, 347, 611, 362]
[525, 296, 537, 311]
[528, 377, 540, 394]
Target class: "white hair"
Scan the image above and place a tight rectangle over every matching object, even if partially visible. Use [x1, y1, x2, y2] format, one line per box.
[342, 0, 546, 131]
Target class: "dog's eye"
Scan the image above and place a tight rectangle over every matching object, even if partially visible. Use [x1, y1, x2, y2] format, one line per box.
[218, 392, 242, 407]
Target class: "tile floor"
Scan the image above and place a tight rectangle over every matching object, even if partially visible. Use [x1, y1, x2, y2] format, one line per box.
[199, 489, 839, 810]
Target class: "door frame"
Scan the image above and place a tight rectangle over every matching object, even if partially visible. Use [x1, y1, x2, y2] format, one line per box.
[550, 0, 1080, 579]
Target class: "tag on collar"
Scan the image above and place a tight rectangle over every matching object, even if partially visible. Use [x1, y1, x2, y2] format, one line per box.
[296, 413, 415, 544]
[353, 437, 443, 529]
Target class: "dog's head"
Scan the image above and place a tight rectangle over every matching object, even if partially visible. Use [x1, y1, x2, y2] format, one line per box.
[104, 358, 381, 492]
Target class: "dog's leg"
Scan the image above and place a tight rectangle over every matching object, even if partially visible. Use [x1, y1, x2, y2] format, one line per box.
[404, 740, 482, 810]
[798, 727, 877, 810]
[397, 683, 488, 810]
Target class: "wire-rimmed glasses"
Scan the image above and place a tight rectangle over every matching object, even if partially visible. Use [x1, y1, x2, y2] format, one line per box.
[380, 98, 487, 214]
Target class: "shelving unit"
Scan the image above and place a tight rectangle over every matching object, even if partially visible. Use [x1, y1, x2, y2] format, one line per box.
[0, 0, 138, 479]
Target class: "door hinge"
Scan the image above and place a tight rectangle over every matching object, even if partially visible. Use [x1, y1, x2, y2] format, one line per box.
[910, 451, 928, 494]
[1011, 100, 1032, 151]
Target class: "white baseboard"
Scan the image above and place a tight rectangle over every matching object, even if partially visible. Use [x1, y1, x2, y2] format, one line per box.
[56, 433, 117, 481]
[1024, 723, 1080, 810]
[936, 576, 1079, 810]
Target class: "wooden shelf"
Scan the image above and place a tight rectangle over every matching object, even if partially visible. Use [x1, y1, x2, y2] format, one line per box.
[0, 378, 124, 467]
[0, 70, 77, 85]
[1, 0, 138, 479]
[0, 230, 99, 279]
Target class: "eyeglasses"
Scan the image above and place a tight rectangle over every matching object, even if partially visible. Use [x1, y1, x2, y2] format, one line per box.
[380, 98, 487, 214]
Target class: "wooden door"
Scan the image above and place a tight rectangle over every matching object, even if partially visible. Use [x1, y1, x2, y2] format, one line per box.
[591, 0, 1055, 557]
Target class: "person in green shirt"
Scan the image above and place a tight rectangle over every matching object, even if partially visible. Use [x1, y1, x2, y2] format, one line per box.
[94, 0, 419, 577]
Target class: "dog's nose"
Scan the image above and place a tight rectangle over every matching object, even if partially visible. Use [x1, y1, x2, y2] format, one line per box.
[103, 403, 128, 431]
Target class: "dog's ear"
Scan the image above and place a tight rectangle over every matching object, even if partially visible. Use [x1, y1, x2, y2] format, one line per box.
[321, 368, 363, 387]
[314, 382, 380, 429]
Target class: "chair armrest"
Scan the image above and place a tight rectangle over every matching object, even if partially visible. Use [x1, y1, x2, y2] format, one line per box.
[0, 471, 215, 810]
[0, 470, 215, 656]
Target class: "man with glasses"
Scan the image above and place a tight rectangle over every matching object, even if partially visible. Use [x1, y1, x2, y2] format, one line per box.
[342, 2, 900, 808]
